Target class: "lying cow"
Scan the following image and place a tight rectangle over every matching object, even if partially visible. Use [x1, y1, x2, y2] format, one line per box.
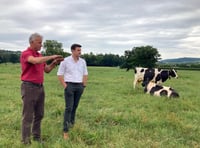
[144, 81, 179, 98]
[133, 67, 178, 89]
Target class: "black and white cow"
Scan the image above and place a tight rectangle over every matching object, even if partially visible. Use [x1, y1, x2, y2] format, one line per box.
[144, 81, 179, 98]
[133, 67, 178, 89]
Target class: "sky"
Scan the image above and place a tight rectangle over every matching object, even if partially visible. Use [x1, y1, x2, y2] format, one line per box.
[0, 0, 200, 59]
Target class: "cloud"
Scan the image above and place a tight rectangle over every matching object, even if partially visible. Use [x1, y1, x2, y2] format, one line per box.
[0, 0, 200, 59]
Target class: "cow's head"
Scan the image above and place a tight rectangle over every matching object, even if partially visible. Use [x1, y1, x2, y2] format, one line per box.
[169, 69, 178, 78]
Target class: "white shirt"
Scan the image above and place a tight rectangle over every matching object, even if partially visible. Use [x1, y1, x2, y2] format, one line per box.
[57, 55, 88, 83]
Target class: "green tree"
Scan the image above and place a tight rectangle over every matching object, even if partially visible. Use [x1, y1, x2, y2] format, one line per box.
[82, 52, 124, 67]
[43, 40, 70, 57]
[121, 45, 161, 70]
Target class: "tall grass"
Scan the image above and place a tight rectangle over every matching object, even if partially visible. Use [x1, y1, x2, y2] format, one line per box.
[0, 64, 199, 148]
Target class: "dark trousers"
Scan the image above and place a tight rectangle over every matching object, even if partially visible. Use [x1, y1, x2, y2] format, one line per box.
[21, 82, 45, 143]
[64, 82, 84, 132]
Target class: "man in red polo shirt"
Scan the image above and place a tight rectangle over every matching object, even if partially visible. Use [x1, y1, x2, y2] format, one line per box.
[20, 33, 63, 144]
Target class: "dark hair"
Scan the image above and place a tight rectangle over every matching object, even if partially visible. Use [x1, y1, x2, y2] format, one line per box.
[71, 44, 82, 50]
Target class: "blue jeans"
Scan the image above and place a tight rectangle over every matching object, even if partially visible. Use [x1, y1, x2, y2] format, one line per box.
[63, 82, 84, 132]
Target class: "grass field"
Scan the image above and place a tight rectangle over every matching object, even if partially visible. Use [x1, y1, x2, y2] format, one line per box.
[0, 64, 200, 148]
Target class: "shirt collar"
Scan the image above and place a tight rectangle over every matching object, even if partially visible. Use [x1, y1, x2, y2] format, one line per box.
[27, 47, 39, 55]
[70, 55, 80, 62]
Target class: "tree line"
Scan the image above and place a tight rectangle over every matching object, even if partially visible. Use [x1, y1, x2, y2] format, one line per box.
[0, 40, 160, 68]
[1, 40, 200, 70]
[0, 50, 21, 63]
[0, 49, 124, 67]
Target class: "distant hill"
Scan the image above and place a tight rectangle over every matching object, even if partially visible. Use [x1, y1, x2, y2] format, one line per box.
[160, 57, 200, 64]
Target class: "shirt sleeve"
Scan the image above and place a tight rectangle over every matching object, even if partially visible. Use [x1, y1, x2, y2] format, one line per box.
[57, 61, 65, 75]
[83, 60, 88, 75]
[21, 51, 32, 63]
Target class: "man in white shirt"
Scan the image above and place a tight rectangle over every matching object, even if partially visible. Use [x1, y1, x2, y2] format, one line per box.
[57, 44, 88, 140]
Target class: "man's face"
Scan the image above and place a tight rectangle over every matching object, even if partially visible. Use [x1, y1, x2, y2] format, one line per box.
[31, 37, 42, 51]
[73, 47, 81, 57]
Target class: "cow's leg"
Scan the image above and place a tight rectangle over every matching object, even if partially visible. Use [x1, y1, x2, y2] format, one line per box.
[133, 78, 137, 89]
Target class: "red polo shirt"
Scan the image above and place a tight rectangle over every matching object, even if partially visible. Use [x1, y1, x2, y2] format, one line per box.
[20, 47, 45, 84]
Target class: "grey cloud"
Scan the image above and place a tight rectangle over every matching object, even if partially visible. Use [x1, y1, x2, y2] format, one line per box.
[0, 0, 200, 59]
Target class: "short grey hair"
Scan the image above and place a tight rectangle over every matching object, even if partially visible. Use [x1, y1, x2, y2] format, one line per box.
[29, 33, 43, 43]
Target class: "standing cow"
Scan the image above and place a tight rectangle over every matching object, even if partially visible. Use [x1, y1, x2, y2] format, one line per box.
[144, 81, 179, 98]
[133, 67, 178, 89]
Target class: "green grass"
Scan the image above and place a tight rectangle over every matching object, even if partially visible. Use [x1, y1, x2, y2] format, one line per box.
[0, 64, 200, 148]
